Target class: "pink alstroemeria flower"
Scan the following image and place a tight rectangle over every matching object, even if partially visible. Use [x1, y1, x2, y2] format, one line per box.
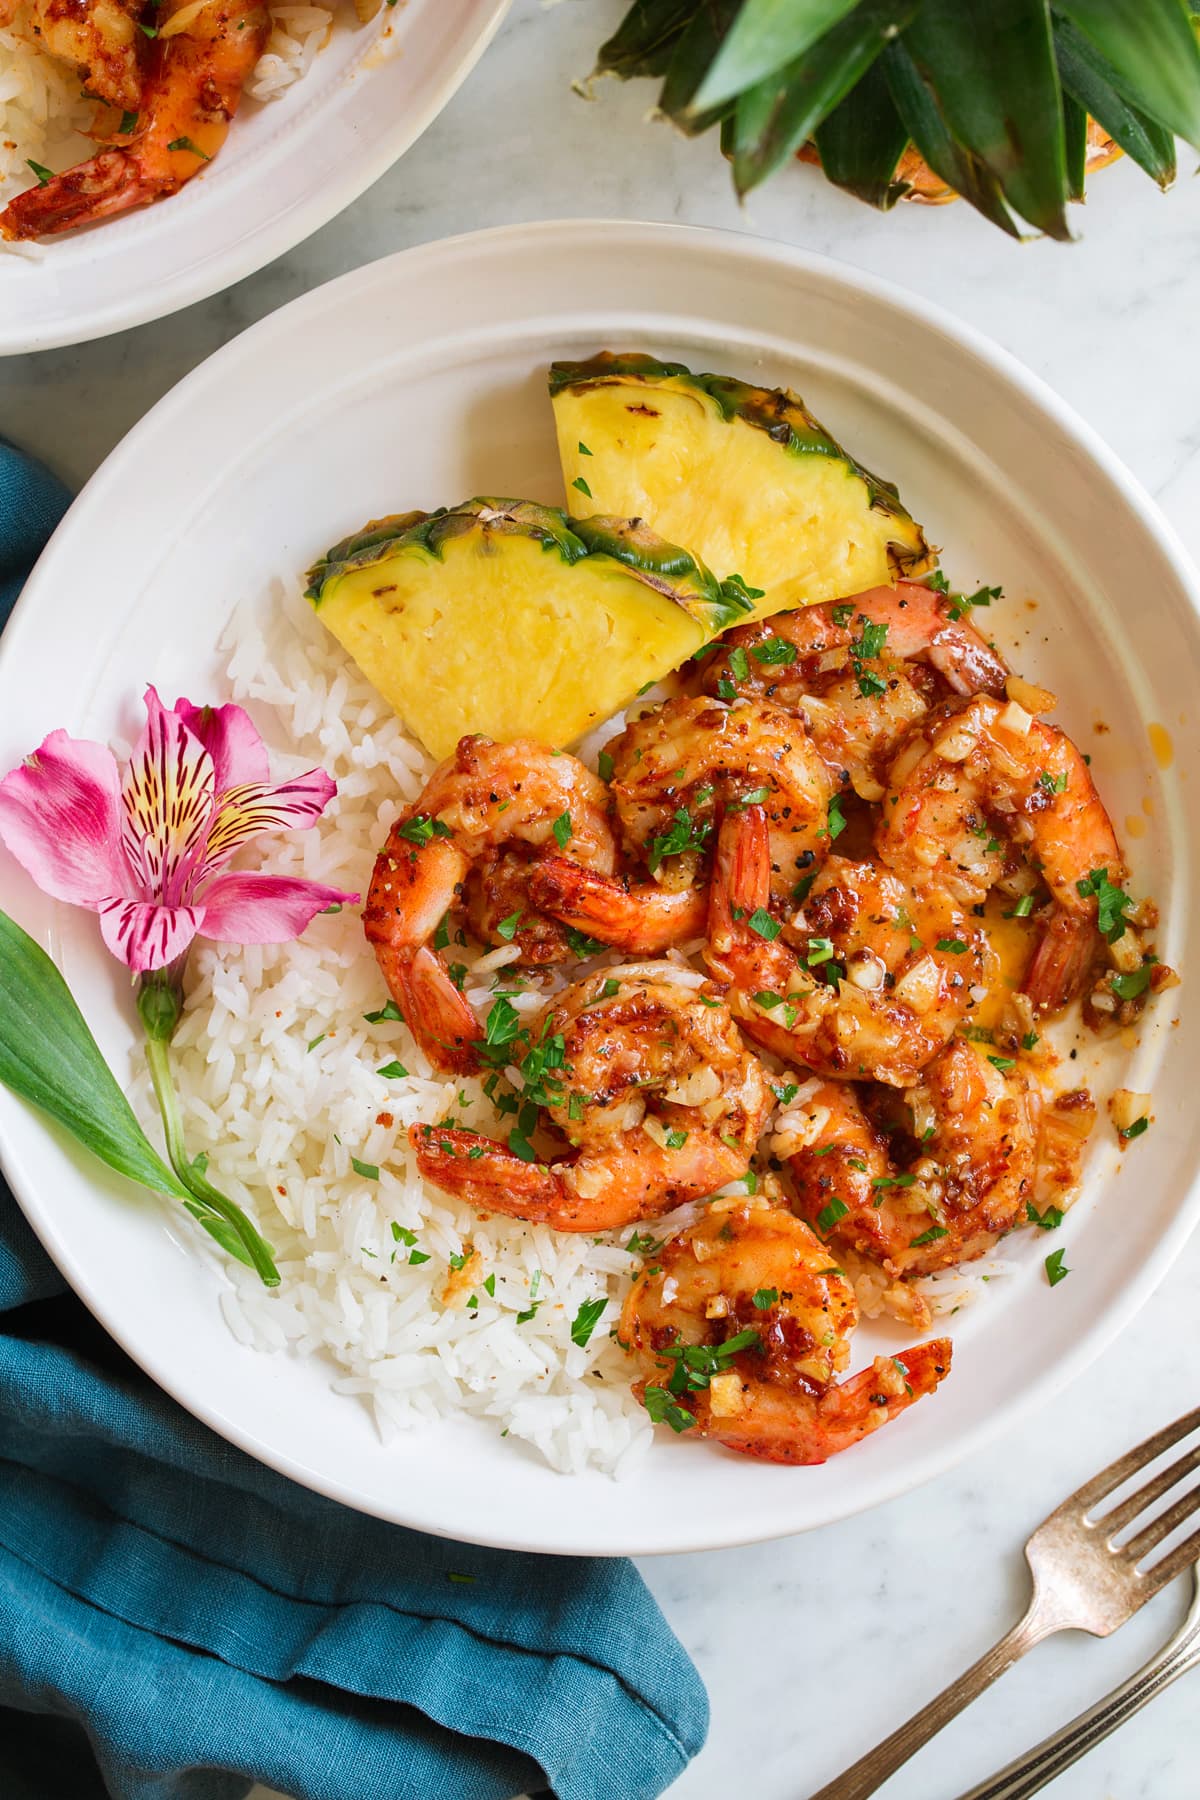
[0, 687, 357, 972]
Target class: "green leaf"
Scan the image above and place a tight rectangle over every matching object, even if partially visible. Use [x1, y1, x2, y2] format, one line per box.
[693, 0, 860, 113]
[0, 909, 191, 1202]
[731, 1, 917, 194]
[1061, 87, 1088, 199]
[659, 0, 743, 133]
[1054, 0, 1200, 149]
[1053, 16, 1176, 188]
[598, 0, 702, 79]
[887, 0, 1069, 240]
[815, 55, 911, 207]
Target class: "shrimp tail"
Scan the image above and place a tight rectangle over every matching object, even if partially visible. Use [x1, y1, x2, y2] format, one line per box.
[707, 804, 771, 967]
[1, 150, 149, 238]
[388, 946, 483, 1074]
[409, 1125, 566, 1219]
[1023, 907, 1099, 1013]
[528, 857, 707, 952]
[710, 1338, 953, 1465]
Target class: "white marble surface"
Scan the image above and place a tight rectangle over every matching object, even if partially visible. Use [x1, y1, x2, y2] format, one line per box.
[5, 2, 1200, 1795]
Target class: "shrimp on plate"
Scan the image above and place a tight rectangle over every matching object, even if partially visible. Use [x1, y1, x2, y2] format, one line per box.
[876, 694, 1159, 1013]
[1, 0, 270, 239]
[698, 582, 1009, 802]
[23, 0, 146, 112]
[619, 1200, 952, 1463]
[707, 805, 990, 1086]
[410, 968, 772, 1232]
[533, 694, 833, 955]
[365, 735, 615, 1073]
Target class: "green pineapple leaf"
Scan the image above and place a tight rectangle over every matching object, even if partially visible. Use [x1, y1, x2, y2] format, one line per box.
[659, 0, 742, 132]
[813, 55, 912, 208]
[1054, 0, 1200, 148]
[1054, 16, 1177, 189]
[730, 0, 917, 195]
[883, 37, 1021, 236]
[885, 0, 1070, 240]
[596, 0, 702, 80]
[692, 0, 860, 113]
[1061, 88, 1089, 200]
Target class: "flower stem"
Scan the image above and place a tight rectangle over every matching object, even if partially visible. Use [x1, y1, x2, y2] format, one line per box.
[142, 1030, 280, 1288]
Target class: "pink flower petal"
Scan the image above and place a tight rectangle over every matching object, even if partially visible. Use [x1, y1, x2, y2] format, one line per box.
[174, 696, 269, 793]
[98, 896, 201, 972]
[122, 688, 215, 902]
[196, 768, 338, 882]
[0, 729, 133, 907]
[197, 871, 357, 945]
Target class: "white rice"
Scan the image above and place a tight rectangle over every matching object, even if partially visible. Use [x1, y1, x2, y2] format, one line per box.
[134, 580, 661, 1477]
[0, 0, 338, 215]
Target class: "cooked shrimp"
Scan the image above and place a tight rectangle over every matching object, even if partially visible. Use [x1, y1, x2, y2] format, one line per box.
[876, 695, 1132, 1011]
[526, 857, 709, 954]
[28, 0, 145, 111]
[606, 694, 833, 906]
[707, 807, 990, 1086]
[365, 735, 615, 1072]
[786, 1040, 1043, 1281]
[1, 0, 270, 240]
[699, 583, 1008, 801]
[619, 1201, 952, 1463]
[411, 970, 772, 1231]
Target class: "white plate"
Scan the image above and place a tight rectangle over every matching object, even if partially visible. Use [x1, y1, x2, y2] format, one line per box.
[0, 0, 508, 354]
[2, 222, 1199, 1556]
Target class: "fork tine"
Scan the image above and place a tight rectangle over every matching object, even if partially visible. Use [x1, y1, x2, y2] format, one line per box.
[1138, 1522, 1200, 1599]
[1123, 1478, 1200, 1562]
[1100, 1442, 1200, 1540]
[1066, 1404, 1200, 1515]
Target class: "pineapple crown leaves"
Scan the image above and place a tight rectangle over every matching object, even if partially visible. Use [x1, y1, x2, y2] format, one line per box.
[596, 0, 1200, 236]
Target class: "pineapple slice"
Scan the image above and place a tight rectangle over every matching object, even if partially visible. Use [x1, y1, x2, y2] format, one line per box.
[305, 499, 752, 758]
[551, 352, 932, 624]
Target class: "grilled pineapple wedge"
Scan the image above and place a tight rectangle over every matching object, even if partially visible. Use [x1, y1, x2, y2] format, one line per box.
[551, 353, 931, 624]
[305, 498, 754, 758]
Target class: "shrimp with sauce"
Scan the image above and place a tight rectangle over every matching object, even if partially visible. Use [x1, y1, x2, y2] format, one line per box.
[411, 969, 772, 1232]
[707, 805, 991, 1086]
[876, 694, 1154, 1012]
[1, 0, 270, 239]
[785, 1041, 1095, 1300]
[365, 735, 615, 1072]
[25, 0, 146, 112]
[619, 1201, 952, 1463]
[698, 582, 1009, 802]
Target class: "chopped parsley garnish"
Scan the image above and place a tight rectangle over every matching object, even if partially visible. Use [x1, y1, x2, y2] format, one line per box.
[753, 990, 785, 1009]
[408, 1249, 431, 1265]
[1076, 868, 1133, 943]
[432, 914, 451, 951]
[1006, 896, 1035, 919]
[806, 937, 835, 966]
[307, 1034, 325, 1053]
[817, 1197, 849, 1234]
[827, 793, 847, 840]
[565, 927, 607, 959]
[552, 810, 573, 850]
[600, 977, 621, 998]
[772, 1082, 799, 1107]
[871, 1172, 917, 1190]
[496, 909, 524, 941]
[792, 870, 817, 906]
[377, 1059, 408, 1078]
[571, 475, 593, 498]
[26, 159, 54, 186]
[717, 678, 737, 701]
[657, 1328, 760, 1398]
[568, 1091, 586, 1122]
[728, 646, 750, 683]
[909, 1224, 949, 1247]
[1120, 1115, 1150, 1141]
[396, 814, 452, 846]
[936, 938, 968, 954]
[854, 618, 888, 660]
[647, 805, 711, 872]
[448, 1252, 469, 1272]
[597, 750, 614, 783]
[577, 440, 593, 456]
[1037, 769, 1068, 795]
[481, 993, 523, 1053]
[831, 602, 854, 626]
[1025, 1202, 1063, 1231]
[750, 637, 797, 666]
[664, 1127, 689, 1150]
[1044, 1247, 1070, 1286]
[167, 136, 210, 159]
[516, 1269, 542, 1323]
[118, 109, 138, 134]
[571, 1297, 608, 1347]
[947, 583, 1002, 622]
[1021, 1031, 1040, 1051]
[483, 1273, 496, 1298]
[747, 908, 780, 941]
[391, 1222, 416, 1245]
[625, 1230, 661, 1255]
[351, 1156, 379, 1180]
[752, 1288, 778, 1309]
[1110, 964, 1152, 1000]
[727, 784, 771, 811]
[643, 1386, 696, 1432]
[988, 1055, 1016, 1072]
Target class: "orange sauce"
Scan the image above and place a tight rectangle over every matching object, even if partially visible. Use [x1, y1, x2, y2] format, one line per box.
[967, 896, 1037, 1034]
[1147, 722, 1174, 770]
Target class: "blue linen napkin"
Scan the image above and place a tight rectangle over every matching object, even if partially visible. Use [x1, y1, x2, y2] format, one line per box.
[0, 444, 708, 1800]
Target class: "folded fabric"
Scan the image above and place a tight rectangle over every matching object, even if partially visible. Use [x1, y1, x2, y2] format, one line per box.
[0, 444, 708, 1800]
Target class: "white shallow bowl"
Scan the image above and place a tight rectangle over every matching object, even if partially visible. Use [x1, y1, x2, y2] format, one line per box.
[2, 221, 1199, 1555]
[0, 0, 508, 354]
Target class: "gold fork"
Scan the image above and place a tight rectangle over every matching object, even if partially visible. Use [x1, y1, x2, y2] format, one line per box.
[809, 1403, 1200, 1800]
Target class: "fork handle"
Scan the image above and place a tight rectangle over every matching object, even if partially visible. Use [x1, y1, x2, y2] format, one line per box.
[807, 1598, 1061, 1800]
[955, 1594, 1200, 1800]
